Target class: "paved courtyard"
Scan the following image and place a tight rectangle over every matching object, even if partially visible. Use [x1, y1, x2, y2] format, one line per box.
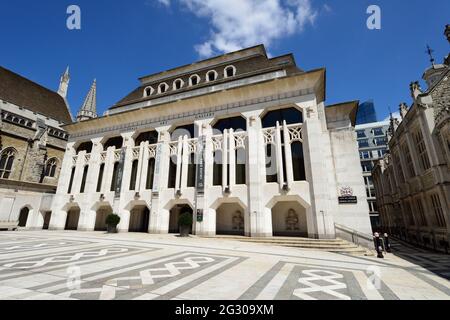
[0, 231, 449, 300]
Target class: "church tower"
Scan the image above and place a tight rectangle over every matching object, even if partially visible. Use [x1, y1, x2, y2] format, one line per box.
[57, 66, 70, 99]
[76, 79, 98, 122]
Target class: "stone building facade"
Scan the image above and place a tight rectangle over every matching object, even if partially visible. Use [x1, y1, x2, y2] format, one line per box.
[42, 45, 373, 245]
[373, 26, 450, 252]
[0, 66, 72, 229]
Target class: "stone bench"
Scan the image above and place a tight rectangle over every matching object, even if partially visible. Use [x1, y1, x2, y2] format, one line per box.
[0, 221, 19, 231]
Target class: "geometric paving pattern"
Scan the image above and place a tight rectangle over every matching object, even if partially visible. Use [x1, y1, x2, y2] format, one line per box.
[0, 231, 449, 300]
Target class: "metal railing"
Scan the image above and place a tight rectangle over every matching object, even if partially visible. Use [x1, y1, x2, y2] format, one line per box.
[334, 223, 374, 249]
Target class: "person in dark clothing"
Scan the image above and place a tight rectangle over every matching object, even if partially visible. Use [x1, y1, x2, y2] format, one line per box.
[374, 233, 384, 259]
[383, 233, 392, 253]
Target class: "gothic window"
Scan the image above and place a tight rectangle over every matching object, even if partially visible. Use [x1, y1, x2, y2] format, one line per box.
[213, 150, 223, 186]
[103, 137, 123, 151]
[167, 155, 177, 188]
[173, 79, 184, 90]
[393, 153, 405, 184]
[44, 158, 58, 178]
[187, 153, 196, 188]
[212, 116, 247, 134]
[0, 148, 16, 179]
[158, 83, 169, 94]
[80, 166, 89, 193]
[171, 124, 195, 141]
[67, 167, 76, 194]
[291, 142, 306, 181]
[129, 160, 138, 191]
[206, 70, 218, 82]
[415, 199, 427, 226]
[235, 148, 246, 185]
[189, 75, 201, 86]
[265, 144, 277, 183]
[96, 163, 105, 192]
[135, 131, 158, 146]
[413, 130, 431, 171]
[262, 108, 303, 128]
[76, 142, 93, 154]
[430, 194, 446, 227]
[402, 143, 416, 178]
[224, 65, 236, 78]
[146, 158, 155, 190]
[110, 162, 120, 192]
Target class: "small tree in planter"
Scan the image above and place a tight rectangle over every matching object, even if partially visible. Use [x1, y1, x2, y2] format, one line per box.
[178, 212, 193, 237]
[105, 213, 121, 234]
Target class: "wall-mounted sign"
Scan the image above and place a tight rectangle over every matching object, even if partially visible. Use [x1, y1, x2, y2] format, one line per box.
[338, 186, 357, 204]
[196, 209, 204, 223]
[196, 136, 206, 194]
[152, 143, 162, 195]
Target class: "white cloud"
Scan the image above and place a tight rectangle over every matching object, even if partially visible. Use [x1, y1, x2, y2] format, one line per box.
[157, 0, 171, 6]
[158, 0, 319, 58]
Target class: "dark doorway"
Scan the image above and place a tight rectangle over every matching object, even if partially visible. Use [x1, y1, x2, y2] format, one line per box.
[43, 212, 52, 230]
[95, 206, 112, 231]
[18, 207, 29, 227]
[129, 206, 150, 233]
[169, 205, 193, 234]
[65, 208, 80, 230]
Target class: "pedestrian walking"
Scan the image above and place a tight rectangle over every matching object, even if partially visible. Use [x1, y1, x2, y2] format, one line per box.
[383, 233, 391, 253]
[374, 232, 384, 259]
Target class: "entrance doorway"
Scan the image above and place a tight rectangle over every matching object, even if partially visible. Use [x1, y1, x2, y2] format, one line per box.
[169, 205, 193, 234]
[129, 206, 150, 233]
[216, 203, 245, 236]
[18, 207, 29, 227]
[65, 208, 80, 231]
[271, 201, 307, 237]
[95, 206, 113, 231]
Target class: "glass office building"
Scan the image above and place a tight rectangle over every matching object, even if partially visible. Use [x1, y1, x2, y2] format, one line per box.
[356, 100, 377, 125]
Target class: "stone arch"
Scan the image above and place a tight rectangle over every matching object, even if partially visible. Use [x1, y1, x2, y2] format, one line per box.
[64, 205, 81, 231]
[18, 206, 31, 227]
[128, 204, 150, 233]
[266, 195, 310, 237]
[165, 200, 194, 234]
[215, 202, 246, 236]
[93, 203, 113, 231]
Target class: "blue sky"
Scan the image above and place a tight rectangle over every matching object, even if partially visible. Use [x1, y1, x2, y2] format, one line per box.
[0, 0, 449, 121]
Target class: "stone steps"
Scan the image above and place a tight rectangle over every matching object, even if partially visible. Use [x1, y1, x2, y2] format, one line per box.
[204, 235, 373, 256]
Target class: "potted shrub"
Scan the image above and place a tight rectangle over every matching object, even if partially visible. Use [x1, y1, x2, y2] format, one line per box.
[178, 212, 193, 237]
[105, 213, 121, 234]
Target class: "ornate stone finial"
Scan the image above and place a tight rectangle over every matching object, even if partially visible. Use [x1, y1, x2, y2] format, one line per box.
[58, 66, 70, 99]
[387, 112, 400, 139]
[77, 79, 98, 122]
[410, 81, 422, 100]
[399, 102, 409, 119]
[445, 24, 450, 43]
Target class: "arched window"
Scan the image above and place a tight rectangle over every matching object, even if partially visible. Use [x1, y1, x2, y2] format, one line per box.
[110, 162, 120, 192]
[96, 163, 105, 192]
[212, 116, 247, 134]
[189, 75, 201, 86]
[206, 70, 218, 82]
[224, 66, 236, 78]
[235, 148, 246, 185]
[291, 142, 306, 181]
[44, 158, 58, 178]
[265, 144, 277, 183]
[103, 137, 123, 151]
[129, 160, 138, 190]
[146, 158, 156, 190]
[173, 79, 184, 90]
[0, 148, 16, 179]
[135, 131, 158, 146]
[76, 142, 93, 154]
[67, 167, 76, 194]
[262, 108, 303, 128]
[187, 153, 196, 188]
[171, 124, 195, 141]
[213, 150, 223, 186]
[158, 83, 169, 94]
[80, 166, 89, 193]
[144, 86, 154, 97]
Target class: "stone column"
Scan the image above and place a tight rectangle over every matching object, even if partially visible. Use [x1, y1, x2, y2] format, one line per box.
[283, 121, 294, 188]
[180, 136, 189, 190]
[229, 129, 236, 190]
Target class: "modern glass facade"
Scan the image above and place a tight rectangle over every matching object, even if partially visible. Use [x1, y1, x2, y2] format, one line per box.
[356, 100, 377, 125]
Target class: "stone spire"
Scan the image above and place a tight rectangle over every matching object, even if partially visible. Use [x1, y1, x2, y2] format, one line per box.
[399, 102, 409, 120]
[57, 66, 70, 99]
[387, 112, 399, 141]
[76, 79, 98, 122]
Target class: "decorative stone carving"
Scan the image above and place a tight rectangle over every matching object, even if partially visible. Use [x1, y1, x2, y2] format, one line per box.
[410, 81, 422, 100]
[285, 209, 300, 231]
[232, 211, 244, 231]
[399, 103, 409, 119]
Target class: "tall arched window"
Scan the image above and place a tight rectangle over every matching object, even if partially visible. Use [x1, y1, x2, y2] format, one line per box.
[291, 142, 306, 181]
[103, 137, 123, 151]
[44, 158, 58, 178]
[146, 158, 156, 190]
[67, 167, 76, 194]
[187, 153, 196, 187]
[168, 155, 177, 188]
[262, 108, 303, 128]
[96, 163, 105, 192]
[80, 166, 89, 193]
[135, 131, 158, 146]
[129, 160, 138, 190]
[76, 142, 93, 154]
[265, 144, 277, 183]
[171, 124, 195, 141]
[213, 116, 246, 134]
[0, 148, 16, 179]
[110, 162, 120, 192]
[235, 148, 246, 185]
[213, 150, 223, 186]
